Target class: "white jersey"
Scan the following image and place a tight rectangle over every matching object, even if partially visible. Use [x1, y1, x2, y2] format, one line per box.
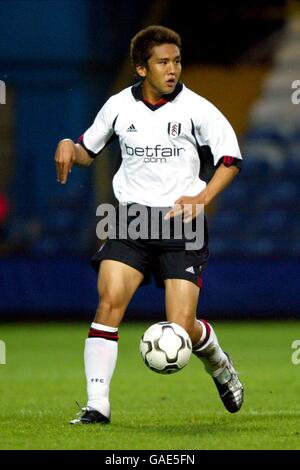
[80, 82, 242, 207]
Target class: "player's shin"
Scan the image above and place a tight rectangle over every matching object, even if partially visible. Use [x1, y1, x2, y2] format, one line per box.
[192, 319, 228, 377]
[84, 322, 118, 418]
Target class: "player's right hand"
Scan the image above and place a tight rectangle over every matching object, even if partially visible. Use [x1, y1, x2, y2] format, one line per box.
[54, 139, 76, 184]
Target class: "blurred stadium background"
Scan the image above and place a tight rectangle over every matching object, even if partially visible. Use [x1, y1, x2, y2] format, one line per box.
[0, 0, 300, 321]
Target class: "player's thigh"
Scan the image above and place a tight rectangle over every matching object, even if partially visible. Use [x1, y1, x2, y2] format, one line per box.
[98, 259, 144, 310]
[165, 278, 200, 330]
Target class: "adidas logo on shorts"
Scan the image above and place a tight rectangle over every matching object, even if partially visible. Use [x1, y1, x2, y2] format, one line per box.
[185, 266, 195, 274]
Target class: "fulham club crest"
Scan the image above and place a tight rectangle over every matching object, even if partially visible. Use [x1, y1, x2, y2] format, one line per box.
[168, 122, 181, 137]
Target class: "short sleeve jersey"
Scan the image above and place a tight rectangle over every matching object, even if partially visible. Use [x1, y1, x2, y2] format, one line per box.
[80, 82, 242, 207]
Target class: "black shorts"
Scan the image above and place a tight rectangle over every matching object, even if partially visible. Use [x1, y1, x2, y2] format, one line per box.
[91, 205, 209, 289]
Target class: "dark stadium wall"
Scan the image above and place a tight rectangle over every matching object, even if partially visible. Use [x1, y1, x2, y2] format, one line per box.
[0, 257, 299, 320]
[0, 1, 102, 250]
[0, 0, 149, 253]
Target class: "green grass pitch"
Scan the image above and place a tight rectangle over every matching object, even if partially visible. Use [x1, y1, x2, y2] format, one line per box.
[0, 320, 299, 450]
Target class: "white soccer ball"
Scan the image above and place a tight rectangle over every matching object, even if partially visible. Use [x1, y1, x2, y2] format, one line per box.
[139, 321, 192, 374]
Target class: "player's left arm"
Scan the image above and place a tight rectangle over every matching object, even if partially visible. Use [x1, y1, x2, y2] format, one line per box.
[165, 163, 239, 223]
[186, 162, 240, 205]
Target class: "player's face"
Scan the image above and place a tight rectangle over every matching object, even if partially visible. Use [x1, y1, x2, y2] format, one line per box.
[137, 44, 182, 100]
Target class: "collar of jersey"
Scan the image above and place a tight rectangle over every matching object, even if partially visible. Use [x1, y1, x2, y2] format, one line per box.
[131, 80, 183, 111]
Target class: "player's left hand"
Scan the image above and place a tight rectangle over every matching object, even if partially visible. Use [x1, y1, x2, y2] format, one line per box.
[164, 195, 204, 224]
[164, 188, 214, 223]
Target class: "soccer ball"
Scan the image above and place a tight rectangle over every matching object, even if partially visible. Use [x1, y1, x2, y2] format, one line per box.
[139, 321, 192, 374]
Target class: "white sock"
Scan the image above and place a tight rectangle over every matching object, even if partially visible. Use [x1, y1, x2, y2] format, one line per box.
[84, 323, 118, 418]
[193, 320, 228, 377]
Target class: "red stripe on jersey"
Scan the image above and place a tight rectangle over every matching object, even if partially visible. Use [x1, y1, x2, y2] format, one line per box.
[197, 276, 203, 288]
[223, 156, 234, 166]
[77, 134, 84, 143]
[143, 98, 168, 106]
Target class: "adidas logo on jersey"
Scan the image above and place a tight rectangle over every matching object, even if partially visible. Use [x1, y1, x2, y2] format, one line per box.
[126, 124, 137, 132]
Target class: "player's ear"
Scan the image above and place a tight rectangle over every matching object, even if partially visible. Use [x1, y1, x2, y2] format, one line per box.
[136, 64, 147, 78]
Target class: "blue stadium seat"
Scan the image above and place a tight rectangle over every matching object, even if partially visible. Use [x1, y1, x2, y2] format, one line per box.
[217, 180, 250, 209]
[244, 124, 290, 146]
[281, 157, 300, 180]
[210, 209, 246, 235]
[241, 158, 276, 182]
[258, 181, 299, 210]
[209, 236, 248, 257]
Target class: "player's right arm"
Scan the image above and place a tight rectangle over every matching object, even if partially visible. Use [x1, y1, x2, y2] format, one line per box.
[55, 95, 118, 184]
[55, 138, 93, 184]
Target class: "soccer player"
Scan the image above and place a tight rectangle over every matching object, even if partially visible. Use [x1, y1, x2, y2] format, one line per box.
[54, 25, 244, 424]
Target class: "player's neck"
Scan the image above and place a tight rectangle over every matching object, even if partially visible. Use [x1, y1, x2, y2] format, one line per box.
[141, 83, 164, 105]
